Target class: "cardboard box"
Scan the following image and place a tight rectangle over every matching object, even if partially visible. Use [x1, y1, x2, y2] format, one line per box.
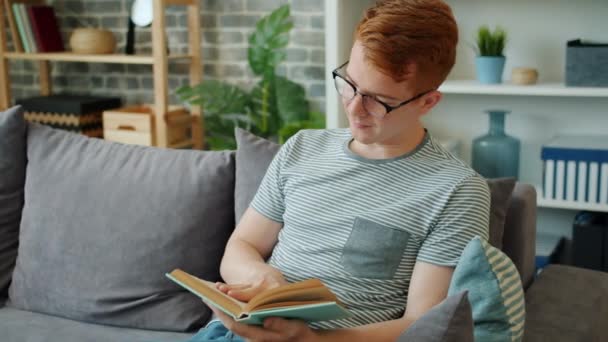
[103, 105, 193, 147]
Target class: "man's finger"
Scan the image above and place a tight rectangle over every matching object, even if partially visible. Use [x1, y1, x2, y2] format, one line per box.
[229, 321, 283, 341]
[227, 285, 261, 301]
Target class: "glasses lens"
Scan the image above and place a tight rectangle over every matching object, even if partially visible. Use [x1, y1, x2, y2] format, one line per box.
[362, 97, 387, 118]
[334, 76, 355, 101]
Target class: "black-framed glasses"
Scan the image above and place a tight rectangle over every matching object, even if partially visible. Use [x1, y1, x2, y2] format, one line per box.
[332, 61, 434, 118]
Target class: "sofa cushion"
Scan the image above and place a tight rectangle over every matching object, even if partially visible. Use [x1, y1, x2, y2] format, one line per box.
[0, 307, 192, 342]
[234, 128, 280, 223]
[487, 178, 516, 249]
[524, 265, 608, 341]
[0, 106, 26, 298]
[398, 291, 474, 342]
[8, 123, 235, 332]
[449, 236, 525, 341]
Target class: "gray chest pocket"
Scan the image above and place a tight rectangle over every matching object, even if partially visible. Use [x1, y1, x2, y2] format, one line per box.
[341, 217, 410, 279]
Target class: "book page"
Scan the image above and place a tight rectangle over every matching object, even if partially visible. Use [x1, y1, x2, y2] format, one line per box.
[245, 279, 338, 312]
[252, 300, 334, 312]
[167, 269, 246, 317]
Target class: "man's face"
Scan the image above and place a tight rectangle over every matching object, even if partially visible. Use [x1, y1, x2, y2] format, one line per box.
[342, 41, 426, 146]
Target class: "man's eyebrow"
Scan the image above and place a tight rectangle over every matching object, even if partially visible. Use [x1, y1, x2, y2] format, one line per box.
[344, 69, 401, 102]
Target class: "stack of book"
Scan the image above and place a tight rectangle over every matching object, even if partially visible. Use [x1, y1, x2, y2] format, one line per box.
[5, 2, 64, 53]
[17, 94, 122, 138]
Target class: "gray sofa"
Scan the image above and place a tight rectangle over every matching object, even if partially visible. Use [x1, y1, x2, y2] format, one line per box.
[1, 106, 607, 341]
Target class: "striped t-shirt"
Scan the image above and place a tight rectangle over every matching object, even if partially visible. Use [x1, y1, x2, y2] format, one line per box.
[250, 128, 491, 329]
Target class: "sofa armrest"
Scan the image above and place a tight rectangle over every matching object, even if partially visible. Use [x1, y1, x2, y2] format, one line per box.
[524, 265, 608, 342]
[502, 183, 537, 290]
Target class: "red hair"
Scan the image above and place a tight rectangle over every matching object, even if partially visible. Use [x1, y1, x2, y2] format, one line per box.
[355, 0, 458, 90]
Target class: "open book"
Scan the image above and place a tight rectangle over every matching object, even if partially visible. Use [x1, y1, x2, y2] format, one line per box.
[166, 269, 351, 325]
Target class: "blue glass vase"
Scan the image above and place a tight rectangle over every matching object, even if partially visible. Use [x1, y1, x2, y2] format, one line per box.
[472, 110, 520, 179]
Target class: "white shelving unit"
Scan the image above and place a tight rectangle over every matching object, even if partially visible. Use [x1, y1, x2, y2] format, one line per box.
[537, 196, 608, 212]
[324, 0, 608, 241]
[439, 80, 608, 98]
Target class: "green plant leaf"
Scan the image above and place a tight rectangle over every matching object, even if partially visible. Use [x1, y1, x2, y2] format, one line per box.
[277, 113, 326, 144]
[176, 80, 250, 115]
[275, 75, 309, 123]
[475, 25, 507, 56]
[176, 80, 253, 150]
[250, 77, 280, 136]
[247, 4, 293, 76]
[177, 4, 325, 150]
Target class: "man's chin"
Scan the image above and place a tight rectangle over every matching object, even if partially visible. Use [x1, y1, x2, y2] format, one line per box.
[349, 127, 377, 145]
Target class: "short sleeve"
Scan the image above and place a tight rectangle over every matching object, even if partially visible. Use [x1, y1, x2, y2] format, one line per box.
[249, 135, 296, 223]
[417, 175, 491, 266]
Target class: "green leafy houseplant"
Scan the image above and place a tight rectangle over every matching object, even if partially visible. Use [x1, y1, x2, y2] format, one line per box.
[177, 5, 325, 150]
[475, 25, 507, 57]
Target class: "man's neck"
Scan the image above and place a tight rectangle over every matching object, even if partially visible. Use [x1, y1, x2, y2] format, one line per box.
[349, 126, 426, 160]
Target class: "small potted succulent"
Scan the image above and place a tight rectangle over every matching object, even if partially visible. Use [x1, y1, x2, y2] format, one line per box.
[474, 25, 507, 84]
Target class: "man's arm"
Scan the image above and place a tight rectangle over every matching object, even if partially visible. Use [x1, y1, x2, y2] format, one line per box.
[217, 207, 287, 301]
[212, 261, 454, 342]
[314, 261, 454, 341]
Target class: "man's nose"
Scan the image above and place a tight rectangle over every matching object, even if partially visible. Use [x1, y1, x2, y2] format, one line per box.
[346, 93, 369, 118]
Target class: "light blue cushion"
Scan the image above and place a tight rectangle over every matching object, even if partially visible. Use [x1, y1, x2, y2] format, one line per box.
[448, 236, 525, 341]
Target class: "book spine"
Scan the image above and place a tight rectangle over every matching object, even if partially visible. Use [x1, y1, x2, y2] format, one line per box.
[27, 6, 45, 52]
[12, 4, 30, 53]
[28, 6, 65, 53]
[544, 159, 554, 200]
[577, 162, 588, 203]
[555, 160, 565, 201]
[5, 0, 23, 52]
[589, 162, 599, 203]
[601, 163, 608, 204]
[566, 160, 577, 202]
[19, 4, 38, 53]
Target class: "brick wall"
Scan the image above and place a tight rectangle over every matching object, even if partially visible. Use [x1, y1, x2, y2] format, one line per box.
[8, 0, 326, 112]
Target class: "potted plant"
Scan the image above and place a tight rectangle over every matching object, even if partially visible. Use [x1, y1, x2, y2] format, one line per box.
[474, 25, 507, 84]
[176, 5, 324, 150]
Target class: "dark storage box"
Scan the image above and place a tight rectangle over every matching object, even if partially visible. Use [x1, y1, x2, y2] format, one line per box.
[16, 94, 122, 138]
[572, 212, 608, 272]
[566, 39, 608, 87]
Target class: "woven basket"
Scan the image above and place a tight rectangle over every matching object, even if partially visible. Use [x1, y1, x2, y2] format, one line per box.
[69, 28, 116, 54]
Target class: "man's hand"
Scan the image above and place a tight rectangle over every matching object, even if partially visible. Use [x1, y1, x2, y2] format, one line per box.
[208, 305, 316, 342]
[215, 267, 287, 302]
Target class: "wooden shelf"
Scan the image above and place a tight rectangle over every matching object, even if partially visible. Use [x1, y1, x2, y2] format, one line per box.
[439, 80, 608, 98]
[169, 139, 195, 149]
[4, 52, 193, 64]
[0, 0, 204, 148]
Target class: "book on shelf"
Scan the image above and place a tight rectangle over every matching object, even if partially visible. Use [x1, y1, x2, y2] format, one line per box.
[3, 0, 22, 52]
[166, 269, 351, 325]
[17, 3, 37, 53]
[5, 2, 63, 53]
[27, 5, 64, 52]
[12, 3, 30, 53]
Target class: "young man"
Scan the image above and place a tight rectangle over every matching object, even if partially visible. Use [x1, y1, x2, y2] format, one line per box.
[189, 0, 490, 341]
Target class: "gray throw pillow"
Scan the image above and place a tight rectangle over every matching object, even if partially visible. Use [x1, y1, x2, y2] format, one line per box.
[398, 291, 474, 342]
[0, 106, 26, 298]
[487, 178, 516, 249]
[8, 123, 236, 332]
[234, 128, 280, 223]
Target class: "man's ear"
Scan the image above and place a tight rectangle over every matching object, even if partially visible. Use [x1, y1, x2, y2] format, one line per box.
[418, 91, 442, 116]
